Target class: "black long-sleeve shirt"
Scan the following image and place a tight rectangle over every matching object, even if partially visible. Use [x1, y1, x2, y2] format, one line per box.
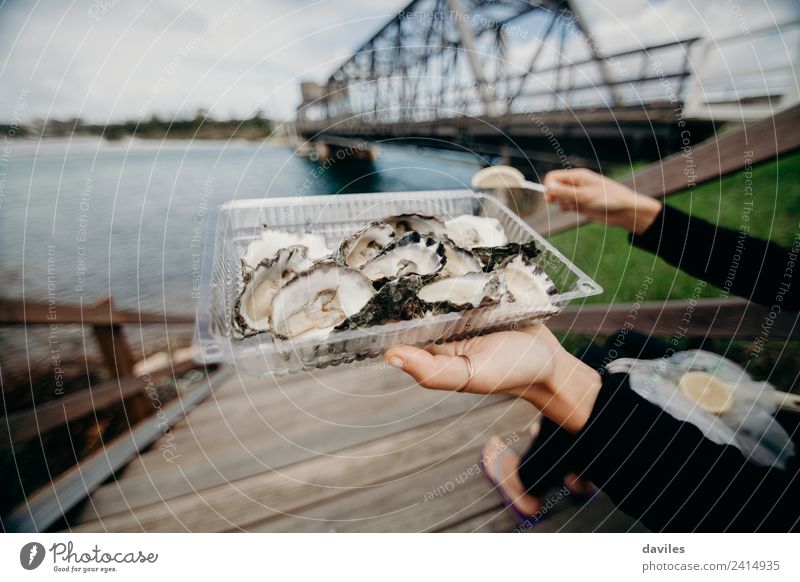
[630, 204, 800, 310]
[574, 204, 800, 532]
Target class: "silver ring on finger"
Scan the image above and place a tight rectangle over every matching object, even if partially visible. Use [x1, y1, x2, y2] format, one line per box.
[455, 354, 474, 393]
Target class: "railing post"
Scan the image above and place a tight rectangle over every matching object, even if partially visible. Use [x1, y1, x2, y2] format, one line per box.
[91, 297, 134, 377]
[91, 297, 151, 422]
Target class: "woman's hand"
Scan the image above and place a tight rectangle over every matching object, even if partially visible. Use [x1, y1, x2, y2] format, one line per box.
[384, 325, 602, 433]
[543, 168, 663, 235]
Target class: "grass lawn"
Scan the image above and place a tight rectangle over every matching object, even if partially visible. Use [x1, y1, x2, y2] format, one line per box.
[546, 152, 800, 388]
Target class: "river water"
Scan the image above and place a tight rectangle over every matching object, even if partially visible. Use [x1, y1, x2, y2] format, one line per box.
[0, 137, 482, 317]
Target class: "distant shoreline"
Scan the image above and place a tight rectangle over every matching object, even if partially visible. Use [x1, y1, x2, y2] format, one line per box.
[3, 111, 284, 143]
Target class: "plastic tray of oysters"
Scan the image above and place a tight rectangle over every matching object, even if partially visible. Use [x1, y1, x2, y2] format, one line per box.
[195, 190, 602, 376]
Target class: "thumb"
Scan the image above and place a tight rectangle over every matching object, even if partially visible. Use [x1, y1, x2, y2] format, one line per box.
[384, 345, 470, 391]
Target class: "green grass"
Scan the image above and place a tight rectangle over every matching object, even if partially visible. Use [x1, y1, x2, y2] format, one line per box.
[548, 152, 800, 305]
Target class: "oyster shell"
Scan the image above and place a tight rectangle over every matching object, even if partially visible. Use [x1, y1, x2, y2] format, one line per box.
[242, 228, 331, 270]
[336, 222, 395, 268]
[440, 239, 483, 277]
[384, 213, 447, 238]
[500, 254, 557, 306]
[471, 241, 540, 271]
[233, 245, 313, 337]
[269, 262, 376, 340]
[418, 272, 504, 314]
[445, 215, 508, 249]
[337, 275, 426, 330]
[360, 232, 446, 285]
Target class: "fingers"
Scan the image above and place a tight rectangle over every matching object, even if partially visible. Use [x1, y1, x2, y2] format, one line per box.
[543, 168, 597, 205]
[384, 345, 469, 391]
[544, 168, 597, 184]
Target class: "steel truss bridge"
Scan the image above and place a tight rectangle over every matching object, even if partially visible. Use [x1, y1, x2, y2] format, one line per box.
[295, 0, 799, 170]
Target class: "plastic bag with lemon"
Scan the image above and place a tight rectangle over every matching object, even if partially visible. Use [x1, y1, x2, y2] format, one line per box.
[606, 350, 796, 469]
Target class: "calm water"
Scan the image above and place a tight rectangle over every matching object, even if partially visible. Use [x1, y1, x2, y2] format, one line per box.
[0, 137, 482, 318]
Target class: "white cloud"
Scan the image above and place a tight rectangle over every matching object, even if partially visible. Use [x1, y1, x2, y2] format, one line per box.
[0, 0, 408, 122]
[0, 0, 796, 123]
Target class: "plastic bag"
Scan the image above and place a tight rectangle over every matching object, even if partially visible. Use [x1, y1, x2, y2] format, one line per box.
[606, 350, 795, 469]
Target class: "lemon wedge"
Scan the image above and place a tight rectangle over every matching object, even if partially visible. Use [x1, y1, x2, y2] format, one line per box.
[678, 371, 734, 415]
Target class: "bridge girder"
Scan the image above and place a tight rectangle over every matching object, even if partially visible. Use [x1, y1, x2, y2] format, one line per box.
[296, 0, 657, 123]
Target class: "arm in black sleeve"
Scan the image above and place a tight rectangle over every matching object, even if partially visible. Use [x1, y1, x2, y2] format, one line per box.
[629, 204, 800, 311]
[572, 372, 800, 532]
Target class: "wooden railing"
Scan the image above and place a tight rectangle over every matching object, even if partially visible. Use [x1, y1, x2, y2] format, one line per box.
[1, 297, 216, 532]
[549, 297, 800, 340]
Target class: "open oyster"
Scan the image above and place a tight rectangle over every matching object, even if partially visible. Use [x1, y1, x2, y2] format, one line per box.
[337, 275, 426, 331]
[360, 232, 446, 285]
[242, 228, 331, 270]
[445, 215, 508, 249]
[500, 254, 557, 306]
[440, 239, 483, 277]
[269, 262, 376, 340]
[471, 241, 540, 272]
[336, 222, 395, 268]
[418, 272, 504, 314]
[384, 213, 447, 238]
[233, 245, 313, 337]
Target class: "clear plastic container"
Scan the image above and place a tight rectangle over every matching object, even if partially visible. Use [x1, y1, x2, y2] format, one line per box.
[194, 190, 602, 376]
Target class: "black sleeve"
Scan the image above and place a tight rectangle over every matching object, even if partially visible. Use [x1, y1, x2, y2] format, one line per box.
[572, 372, 800, 532]
[629, 204, 800, 311]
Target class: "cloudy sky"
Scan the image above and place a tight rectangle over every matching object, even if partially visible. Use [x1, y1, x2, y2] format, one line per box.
[0, 0, 797, 123]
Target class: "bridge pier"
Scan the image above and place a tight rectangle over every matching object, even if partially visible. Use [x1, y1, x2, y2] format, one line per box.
[294, 137, 378, 164]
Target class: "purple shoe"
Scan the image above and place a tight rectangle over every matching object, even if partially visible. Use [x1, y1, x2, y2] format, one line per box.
[478, 438, 542, 529]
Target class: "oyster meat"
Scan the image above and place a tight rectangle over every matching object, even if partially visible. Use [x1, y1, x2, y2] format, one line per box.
[336, 222, 395, 268]
[445, 214, 508, 249]
[242, 229, 331, 270]
[500, 254, 557, 306]
[440, 239, 483, 277]
[471, 241, 540, 271]
[233, 245, 313, 337]
[384, 213, 447, 238]
[337, 275, 426, 330]
[360, 232, 446, 284]
[269, 262, 376, 340]
[418, 272, 504, 314]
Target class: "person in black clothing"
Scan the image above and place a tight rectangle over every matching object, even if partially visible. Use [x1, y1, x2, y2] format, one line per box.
[382, 168, 800, 532]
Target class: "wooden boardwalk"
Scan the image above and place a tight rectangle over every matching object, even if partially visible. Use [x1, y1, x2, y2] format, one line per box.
[68, 361, 645, 533]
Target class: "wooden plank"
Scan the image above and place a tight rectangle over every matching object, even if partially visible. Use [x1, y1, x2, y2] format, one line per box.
[208, 361, 359, 400]
[532, 103, 800, 237]
[0, 298, 194, 326]
[123, 365, 436, 469]
[626, 104, 800, 198]
[247, 449, 508, 532]
[1, 359, 206, 450]
[4, 368, 220, 533]
[182, 361, 411, 418]
[131, 366, 453, 461]
[76, 373, 493, 520]
[69, 398, 534, 532]
[547, 297, 800, 340]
